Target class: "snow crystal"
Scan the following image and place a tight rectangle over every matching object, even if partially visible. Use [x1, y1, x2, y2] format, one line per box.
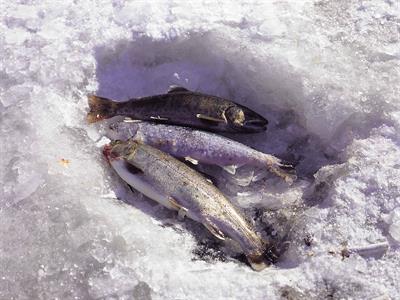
[1, 0, 400, 299]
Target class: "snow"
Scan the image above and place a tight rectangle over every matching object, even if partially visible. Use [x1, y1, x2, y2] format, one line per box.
[1, 0, 400, 299]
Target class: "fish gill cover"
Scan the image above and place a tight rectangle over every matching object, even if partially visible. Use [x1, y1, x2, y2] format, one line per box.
[1, 0, 399, 299]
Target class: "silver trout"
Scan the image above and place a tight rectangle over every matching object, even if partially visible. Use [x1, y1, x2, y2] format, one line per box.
[104, 140, 271, 271]
[108, 121, 296, 184]
[87, 86, 267, 133]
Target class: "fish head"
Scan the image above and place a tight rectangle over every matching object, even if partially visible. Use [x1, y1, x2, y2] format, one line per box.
[246, 241, 282, 271]
[108, 121, 140, 140]
[225, 106, 268, 133]
[103, 140, 140, 162]
[247, 254, 270, 272]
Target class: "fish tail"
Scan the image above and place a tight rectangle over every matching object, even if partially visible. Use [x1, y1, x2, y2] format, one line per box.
[87, 95, 119, 123]
[263, 154, 297, 185]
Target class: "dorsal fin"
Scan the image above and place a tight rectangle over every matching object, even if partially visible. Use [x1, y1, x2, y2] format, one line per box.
[167, 85, 190, 94]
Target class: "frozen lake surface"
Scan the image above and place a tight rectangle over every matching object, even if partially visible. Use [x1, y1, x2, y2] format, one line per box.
[1, 0, 400, 299]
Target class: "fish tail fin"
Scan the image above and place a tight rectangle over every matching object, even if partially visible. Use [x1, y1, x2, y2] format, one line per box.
[263, 154, 297, 184]
[87, 95, 119, 123]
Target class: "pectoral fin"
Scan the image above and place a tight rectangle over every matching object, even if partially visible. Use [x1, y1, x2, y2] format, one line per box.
[167, 197, 188, 220]
[167, 86, 190, 93]
[168, 197, 182, 210]
[177, 207, 188, 221]
[196, 114, 225, 123]
[204, 223, 226, 241]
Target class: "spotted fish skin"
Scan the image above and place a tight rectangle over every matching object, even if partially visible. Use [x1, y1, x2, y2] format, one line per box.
[104, 140, 270, 271]
[108, 121, 296, 183]
[87, 86, 267, 133]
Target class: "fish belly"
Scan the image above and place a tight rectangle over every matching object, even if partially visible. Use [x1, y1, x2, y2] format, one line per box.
[110, 159, 198, 220]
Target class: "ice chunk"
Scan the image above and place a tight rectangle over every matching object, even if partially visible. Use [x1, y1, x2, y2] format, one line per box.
[13, 174, 44, 203]
[348, 242, 389, 258]
[387, 208, 400, 243]
[86, 126, 102, 142]
[8, 159, 45, 205]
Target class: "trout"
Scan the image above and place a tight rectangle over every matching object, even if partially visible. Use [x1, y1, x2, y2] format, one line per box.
[108, 121, 296, 183]
[104, 140, 275, 270]
[88, 86, 267, 133]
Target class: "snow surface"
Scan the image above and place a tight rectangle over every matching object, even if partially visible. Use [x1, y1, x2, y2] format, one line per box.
[1, 0, 400, 299]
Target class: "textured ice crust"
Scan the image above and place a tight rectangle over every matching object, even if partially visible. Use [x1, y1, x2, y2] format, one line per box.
[1, 0, 400, 299]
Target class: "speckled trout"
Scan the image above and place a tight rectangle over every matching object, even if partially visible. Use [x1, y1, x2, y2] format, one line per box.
[87, 86, 267, 133]
[104, 140, 272, 271]
[108, 121, 296, 184]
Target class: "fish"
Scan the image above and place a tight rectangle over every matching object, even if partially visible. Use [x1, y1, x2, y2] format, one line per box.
[87, 86, 267, 133]
[103, 140, 275, 271]
[107, 121, 296, 184]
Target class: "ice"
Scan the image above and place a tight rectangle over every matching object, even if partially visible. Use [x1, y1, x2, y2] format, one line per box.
[385, 208, 400, 243]
[1, 0, 400, 299]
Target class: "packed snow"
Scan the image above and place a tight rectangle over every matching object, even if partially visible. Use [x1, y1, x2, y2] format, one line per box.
[1, 0, 400, 299]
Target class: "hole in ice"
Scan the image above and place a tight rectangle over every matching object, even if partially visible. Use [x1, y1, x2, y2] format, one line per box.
[93, 33, 341, 267]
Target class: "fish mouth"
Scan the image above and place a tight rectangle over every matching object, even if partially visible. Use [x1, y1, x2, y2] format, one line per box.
[103, 144, 113, 162]
[103, 142, 122, 162]
[224, 105, 268, 133]
[248, 259, 269, 272]
[246, 251, 271, 272]
[241, 119, 268, 132]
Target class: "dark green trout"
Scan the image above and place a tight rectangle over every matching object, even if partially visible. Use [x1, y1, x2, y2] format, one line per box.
[87, 86, 267, 133]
